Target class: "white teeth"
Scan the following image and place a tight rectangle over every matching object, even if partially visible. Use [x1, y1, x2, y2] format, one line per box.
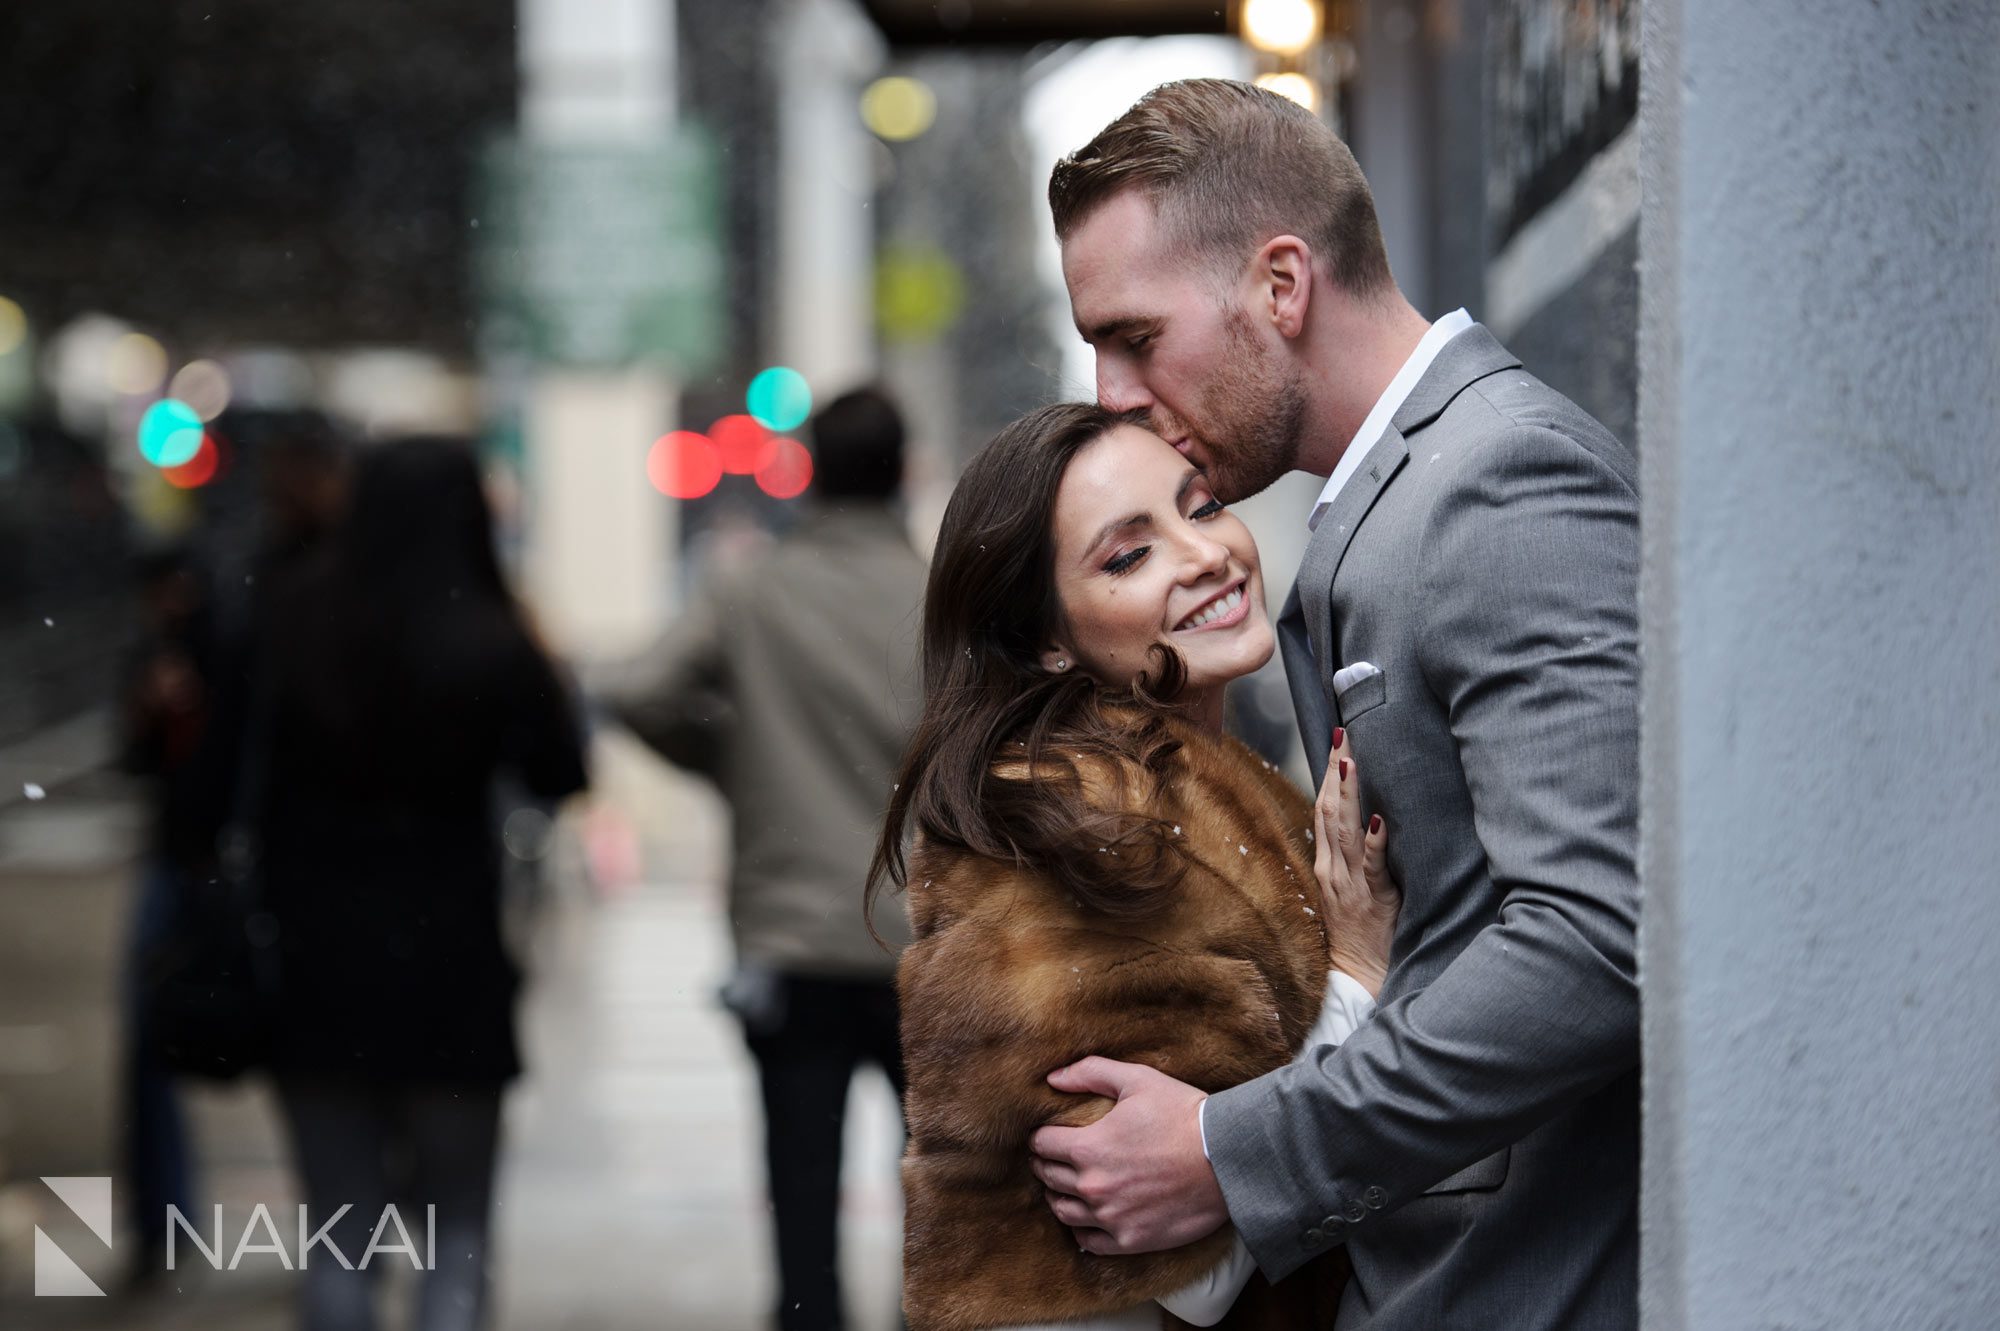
[1178, 586, 1243, 631]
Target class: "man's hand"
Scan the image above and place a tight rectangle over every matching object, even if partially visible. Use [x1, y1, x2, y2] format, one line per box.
[1028, 1057, 1228, 1254]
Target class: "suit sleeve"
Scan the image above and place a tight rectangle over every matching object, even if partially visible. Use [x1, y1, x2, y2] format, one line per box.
[596, 578, 736, 779]
[1204, 424, 1641, 1279]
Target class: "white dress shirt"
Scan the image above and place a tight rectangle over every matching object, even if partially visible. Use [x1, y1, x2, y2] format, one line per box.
[1308, 308, 1474, 531]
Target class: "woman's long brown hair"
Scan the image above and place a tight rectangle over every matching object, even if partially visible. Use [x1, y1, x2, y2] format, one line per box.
[868, 403, 1192, 929]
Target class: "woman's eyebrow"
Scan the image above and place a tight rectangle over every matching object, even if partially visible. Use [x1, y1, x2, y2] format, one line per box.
[1080, 471, 1204, 564]
[1083, 512, 1151, 563]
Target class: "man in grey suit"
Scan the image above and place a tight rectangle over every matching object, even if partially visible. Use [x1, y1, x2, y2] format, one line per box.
[1027, 80, 1640, 1329]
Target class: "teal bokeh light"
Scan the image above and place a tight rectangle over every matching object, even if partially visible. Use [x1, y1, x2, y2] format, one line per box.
[745, 366, 812, 432]
[138, 399, 204, 467]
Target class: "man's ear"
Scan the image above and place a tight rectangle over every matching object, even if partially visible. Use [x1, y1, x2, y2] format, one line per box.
[1257, 234, 1314, 340]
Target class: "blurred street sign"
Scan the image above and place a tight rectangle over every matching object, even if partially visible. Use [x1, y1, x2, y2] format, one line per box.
[477, 132, 724, 372]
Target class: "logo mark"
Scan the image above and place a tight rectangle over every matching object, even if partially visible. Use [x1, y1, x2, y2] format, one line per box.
[35, 1176, 112, 1297]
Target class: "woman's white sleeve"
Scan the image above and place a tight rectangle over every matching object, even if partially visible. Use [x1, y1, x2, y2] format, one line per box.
[1157, 970, 1377, 1325]
[1154, 1232, 1259, 1327]
[1305, 968, 1378, 1049]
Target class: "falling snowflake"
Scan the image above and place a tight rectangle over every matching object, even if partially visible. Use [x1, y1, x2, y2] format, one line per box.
[22, 783, 46, 800]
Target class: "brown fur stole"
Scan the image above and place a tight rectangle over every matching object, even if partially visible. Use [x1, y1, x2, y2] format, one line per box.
[899, 716, 1349, 1330]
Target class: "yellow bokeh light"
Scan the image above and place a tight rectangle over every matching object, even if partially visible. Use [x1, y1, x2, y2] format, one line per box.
[1242, 0, 1322, 56]
[0, 297, 25, 358]
[169, 358, 234, 422]
[1255, 71, 1321, 114]
[106, 332, 169, 396]
[861, 76, 937, 142]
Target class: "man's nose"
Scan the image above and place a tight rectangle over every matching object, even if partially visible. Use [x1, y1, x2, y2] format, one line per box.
[1095, 358, 1153, 414]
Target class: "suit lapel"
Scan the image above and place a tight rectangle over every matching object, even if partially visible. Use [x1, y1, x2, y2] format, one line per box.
[1286, 323, 1524, 787]
[1275, 583, 1332, 786]
[1300, 427, 1412, 657]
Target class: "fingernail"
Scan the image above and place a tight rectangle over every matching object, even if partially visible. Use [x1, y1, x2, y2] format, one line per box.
[1339, 759, 1348, 780]
[1369, 814, 1382, 834]
[1333, 727, 1345, 748]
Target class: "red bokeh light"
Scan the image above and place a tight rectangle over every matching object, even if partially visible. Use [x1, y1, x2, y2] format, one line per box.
[163, 433, 220, 489]
[710, 414, 774, 475]
[754, 437, 813, 500]
[647, 431, 722, 500]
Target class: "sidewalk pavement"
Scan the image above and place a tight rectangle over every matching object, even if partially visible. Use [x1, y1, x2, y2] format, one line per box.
[0, 728, 904, 1329]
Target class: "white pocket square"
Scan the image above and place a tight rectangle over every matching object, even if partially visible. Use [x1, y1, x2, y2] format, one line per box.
[1332, 661, 1382, 697]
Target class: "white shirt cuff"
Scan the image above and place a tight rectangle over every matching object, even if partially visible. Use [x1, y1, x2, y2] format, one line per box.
[1202, 970, 1376, 1166]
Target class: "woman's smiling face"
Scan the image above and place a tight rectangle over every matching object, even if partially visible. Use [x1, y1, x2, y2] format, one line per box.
[1044, 423, 1274, 699]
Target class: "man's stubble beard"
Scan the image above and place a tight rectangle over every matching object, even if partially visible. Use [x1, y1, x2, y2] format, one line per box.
[1190, 310, 1310, 505]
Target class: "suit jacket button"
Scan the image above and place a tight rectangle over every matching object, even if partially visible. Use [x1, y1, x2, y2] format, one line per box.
[1363, 1186, 1387, 1209]
[1320, 1215, 1342, 1231]
[1344, 1200, 1368, 1223]
[1304, 1228, 1325, 1245]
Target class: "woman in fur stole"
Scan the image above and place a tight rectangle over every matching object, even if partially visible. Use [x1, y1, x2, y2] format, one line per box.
[872, 404, 1400, 1331]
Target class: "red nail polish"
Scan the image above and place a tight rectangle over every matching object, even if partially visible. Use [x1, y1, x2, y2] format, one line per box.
[1339, 759, 1349, 780]
[1333, 727, 1345, 748]
[1369, 814, 1382, 834]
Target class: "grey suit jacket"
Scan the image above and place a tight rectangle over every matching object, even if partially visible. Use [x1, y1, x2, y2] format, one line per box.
[1205, 326, 1640, 1329]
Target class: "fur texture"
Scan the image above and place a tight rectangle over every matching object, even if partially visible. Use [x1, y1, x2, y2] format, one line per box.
[899, 716, 1348, 1330]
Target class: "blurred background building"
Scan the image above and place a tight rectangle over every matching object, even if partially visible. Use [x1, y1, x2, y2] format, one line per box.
[1, 0, 1992, 1327]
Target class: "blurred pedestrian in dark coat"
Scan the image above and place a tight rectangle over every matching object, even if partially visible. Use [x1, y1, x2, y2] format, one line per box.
[260, 436, 587, 1331]
[120, 409, 352, 1284]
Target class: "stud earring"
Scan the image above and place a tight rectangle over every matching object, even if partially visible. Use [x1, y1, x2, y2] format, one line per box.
[1055, 659, 1069, 672]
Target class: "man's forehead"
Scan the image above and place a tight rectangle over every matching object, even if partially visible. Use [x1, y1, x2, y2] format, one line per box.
[1062, 194, 1180, 332]
[1063, 193, 1166, 282]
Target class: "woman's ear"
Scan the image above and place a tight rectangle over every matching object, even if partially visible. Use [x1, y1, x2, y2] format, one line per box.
[1040, 645, 1076, 676]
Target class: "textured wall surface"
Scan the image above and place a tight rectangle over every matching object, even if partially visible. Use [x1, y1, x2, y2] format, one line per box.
[1639, 2, 2000, 1327]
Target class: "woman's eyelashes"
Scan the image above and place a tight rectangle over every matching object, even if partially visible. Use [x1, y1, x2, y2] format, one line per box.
[1101, 499, 1224, 576]
[1104, 545, 1149, 576]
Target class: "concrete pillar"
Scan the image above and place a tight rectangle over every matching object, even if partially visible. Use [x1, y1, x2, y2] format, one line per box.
[774, 0, 883, 396]
[1638, 2, 2000, 1326]
[517, 0, 679, 658]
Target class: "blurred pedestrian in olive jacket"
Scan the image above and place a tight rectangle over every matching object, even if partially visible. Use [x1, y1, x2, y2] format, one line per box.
[260, 436, 587, 1331]
[603, 387, 922, 1331]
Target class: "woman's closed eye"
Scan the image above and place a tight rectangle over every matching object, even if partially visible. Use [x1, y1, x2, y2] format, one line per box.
[1103, 499, 1222, 574]
[1104, 545, 1150, 576]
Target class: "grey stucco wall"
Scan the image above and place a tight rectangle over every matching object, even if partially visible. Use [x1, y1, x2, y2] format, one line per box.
[1639, 2, 2000, 1327]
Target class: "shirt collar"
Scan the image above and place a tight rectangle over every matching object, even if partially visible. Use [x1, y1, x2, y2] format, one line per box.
[1308, 308, 1473, 530]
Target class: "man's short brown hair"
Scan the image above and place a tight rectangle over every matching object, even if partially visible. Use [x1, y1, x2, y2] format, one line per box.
[1048, 78, 1392, 298]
